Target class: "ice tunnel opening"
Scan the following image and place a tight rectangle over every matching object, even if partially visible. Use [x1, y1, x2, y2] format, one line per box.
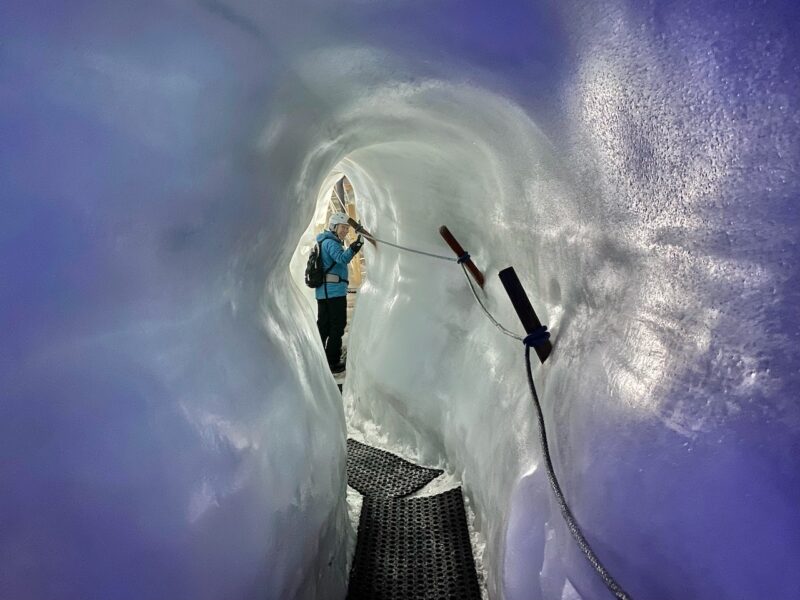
[279, 81, 574, 599]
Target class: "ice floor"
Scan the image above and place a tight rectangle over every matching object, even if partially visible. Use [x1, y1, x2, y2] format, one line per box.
[3, 1, 800, 599]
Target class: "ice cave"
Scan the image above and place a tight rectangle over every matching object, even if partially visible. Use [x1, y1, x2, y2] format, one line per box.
[2, 0, 799, 599]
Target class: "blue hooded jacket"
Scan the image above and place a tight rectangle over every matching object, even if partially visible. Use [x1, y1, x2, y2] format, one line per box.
[315, 230, 356, 300]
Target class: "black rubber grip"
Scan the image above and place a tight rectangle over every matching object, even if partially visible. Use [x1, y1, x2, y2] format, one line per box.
[498, 266, 552, 364]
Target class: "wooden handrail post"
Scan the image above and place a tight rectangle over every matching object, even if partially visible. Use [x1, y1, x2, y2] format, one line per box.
[347, 217, 377, 247]
[439, 226, 485, 288]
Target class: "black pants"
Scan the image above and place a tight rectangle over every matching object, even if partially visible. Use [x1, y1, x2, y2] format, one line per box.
[317, 295, 347, 365]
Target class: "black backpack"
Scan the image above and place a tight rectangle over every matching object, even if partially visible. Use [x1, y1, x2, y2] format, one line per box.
[304, 242, 333, 288]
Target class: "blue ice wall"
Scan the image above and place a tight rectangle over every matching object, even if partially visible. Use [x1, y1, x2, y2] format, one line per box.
[2, 1, 799, 599]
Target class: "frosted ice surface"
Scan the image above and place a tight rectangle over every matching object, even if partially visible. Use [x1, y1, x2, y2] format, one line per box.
[3, 0, 800, 599]
[561, 579, 583, 600]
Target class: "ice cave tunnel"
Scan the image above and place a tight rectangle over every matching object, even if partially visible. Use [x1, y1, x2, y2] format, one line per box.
[2, 0, 799, 599]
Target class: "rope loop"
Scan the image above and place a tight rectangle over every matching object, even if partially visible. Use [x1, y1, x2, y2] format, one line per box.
[456, 252, 471, 264]
[523, 325, 550, 348]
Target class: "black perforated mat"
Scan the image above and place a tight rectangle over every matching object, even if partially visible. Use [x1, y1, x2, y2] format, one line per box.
[347, 487, 481, 600]
[346, 438, 444, 498]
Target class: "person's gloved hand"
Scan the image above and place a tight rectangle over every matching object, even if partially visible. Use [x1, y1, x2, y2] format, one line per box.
[350, 235, 364, 255]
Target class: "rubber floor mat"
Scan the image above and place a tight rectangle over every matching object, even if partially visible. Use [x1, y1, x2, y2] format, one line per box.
[347, 487, 481, 600]
[346, 438, 443, 497]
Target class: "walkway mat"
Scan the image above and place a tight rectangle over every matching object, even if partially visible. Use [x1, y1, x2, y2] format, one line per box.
[347, 487, 481, 600]
[346, 438, 443, 498]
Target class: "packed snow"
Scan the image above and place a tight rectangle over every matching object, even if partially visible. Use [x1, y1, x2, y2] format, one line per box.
[3, 0, 799, 599]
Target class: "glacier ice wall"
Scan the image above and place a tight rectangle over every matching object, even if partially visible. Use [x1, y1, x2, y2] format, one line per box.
[3, 1, 800, 599]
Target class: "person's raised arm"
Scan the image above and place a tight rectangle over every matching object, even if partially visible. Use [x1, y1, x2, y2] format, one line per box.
[323, 238, 355, 265]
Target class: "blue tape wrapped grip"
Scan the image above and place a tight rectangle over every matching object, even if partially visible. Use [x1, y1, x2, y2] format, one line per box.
[523, 325, 550, 348]
[457, 252, 471, 264]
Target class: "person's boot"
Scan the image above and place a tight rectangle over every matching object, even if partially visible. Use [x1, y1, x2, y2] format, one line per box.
[330, 361, 346, 374]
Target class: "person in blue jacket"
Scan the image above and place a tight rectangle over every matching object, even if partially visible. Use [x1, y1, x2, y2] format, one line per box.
[316, 212, 364, 373]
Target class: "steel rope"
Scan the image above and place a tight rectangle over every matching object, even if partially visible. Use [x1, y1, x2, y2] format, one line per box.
[359, 231, 458, 262]
[460, 264, 524, 341]
[524, 346, 632, 600]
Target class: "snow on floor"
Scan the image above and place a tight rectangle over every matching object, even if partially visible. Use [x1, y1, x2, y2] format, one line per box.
[344, 484, 363, 574]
